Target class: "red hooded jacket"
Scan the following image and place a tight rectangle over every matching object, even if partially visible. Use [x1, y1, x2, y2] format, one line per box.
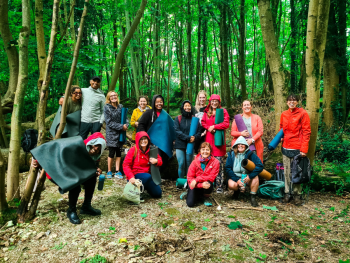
[279, 107, 311, 153]
[123, 131, 163, 180]
[46, 132, 106, 179]
[201, 94, 230, 157]
[187, 154, 220, 189]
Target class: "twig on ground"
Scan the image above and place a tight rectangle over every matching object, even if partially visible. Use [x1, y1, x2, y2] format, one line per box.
[277, 240, 295, 251]
[212, 197, 222, 210]
[193, 235, 213, 241]
[56, 208, 62, 221]
[226, 205, 264, 212]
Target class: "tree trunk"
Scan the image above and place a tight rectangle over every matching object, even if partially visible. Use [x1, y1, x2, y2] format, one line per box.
[153, 0, 161, 94]
[70, 0, 76, 51]
[35, 0, 47, 92]
[195, 0, 201, 96]
[221, 5, 230, 107]
[322, 3, 339, 129]
[257, 0, 289, 133]
[109, 0, 147, 92]
[0, 0, 19, 111]
[0, 96, 8, 148]
[305, 0, 330, 164]
[176, 22, 186, 100]
[187, 0, 193, 102]
[290, 0, 297, 93]
[6, 0, 31, 200]
[56, 0, 90, 139]
[238, 0, 247, 100]
[17, 0, 61, 222]
[0, 149, 7, 212]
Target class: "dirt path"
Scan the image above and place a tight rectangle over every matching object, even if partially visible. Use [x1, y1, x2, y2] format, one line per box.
[2, 178, 350, 262]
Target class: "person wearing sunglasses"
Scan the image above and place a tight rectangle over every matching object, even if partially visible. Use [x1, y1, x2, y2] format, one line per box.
[80, 76, 106, 139]
[66, 85, 82, 114]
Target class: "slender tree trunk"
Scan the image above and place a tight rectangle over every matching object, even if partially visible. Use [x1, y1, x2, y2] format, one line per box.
[0, 0, 19, 111]
[56, 0, 90, 139]
[257, 0, 289, 133]
[290, 0, 297, 93]
[221, 5, 230, 106]
[0, 149, 7, 212]
[17, 0, 61, 222]
[323, 3, 339, 129]
[6, 0, 31, 200]
[70, 0, 76, 51]
[153, 0, 161, 94]
[305, 0, 330, 164]
[109, 0, 147, 92]
[195, 0, 201, 95]
[187, 0, 193, 102]
[35, 0, 46, 91]
[176, 22, 187, 100]
[167, 41, 173, 113]
[238, 0, 247, 100]
[0, 96, 8, 148]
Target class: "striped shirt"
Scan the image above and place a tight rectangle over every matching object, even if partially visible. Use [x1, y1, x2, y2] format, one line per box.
[81, 86, 105, 123]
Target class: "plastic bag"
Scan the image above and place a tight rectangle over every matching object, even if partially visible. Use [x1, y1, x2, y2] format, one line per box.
[122, 179, 144, 204]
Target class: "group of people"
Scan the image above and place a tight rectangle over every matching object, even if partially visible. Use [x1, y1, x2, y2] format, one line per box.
[34, 76, 310, 224]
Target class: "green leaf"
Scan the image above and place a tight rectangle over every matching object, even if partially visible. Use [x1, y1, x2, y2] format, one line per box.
[202, 227, 208, 230]
[330, 207, 335, 211]
[221, 244, 231, 252]
[109, 227, 115, 231]
[339, 260, 350, 263]
[263, 205, 278, 211]
[205, 218, 210, 222]
[246, 244, 254, 251]
[141, 213, 148, 218]
[227, 215, 236, 218]
[228, 221, 243, 230]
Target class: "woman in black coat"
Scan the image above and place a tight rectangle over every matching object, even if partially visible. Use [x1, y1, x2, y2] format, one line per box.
[174, 100, 201, 178]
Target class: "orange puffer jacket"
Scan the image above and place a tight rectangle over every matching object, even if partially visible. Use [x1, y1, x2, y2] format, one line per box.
[279, 107, 311, 153]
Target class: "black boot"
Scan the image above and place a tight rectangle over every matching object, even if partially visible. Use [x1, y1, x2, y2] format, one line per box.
[250, 194, 259, 207]
[80, 202, 101, 216]
[67, 207, 81, 224]
[283, 193, 291, 204]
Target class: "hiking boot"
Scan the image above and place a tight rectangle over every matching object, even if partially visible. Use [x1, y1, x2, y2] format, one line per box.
[67, 208, 81, 224]
[232, 191, 240, 200]
[250, 194, 259, 207]
[216, 187, 223, 194]
[293, 195, 303, 206]
[80, 204, 101, 216]
[283, 193, 291, 204]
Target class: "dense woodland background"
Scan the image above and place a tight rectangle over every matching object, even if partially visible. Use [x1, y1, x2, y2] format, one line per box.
[0, 0, 349, 218]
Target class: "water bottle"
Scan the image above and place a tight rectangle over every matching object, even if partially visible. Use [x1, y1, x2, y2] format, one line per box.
[98, 174, 105, 191]
[241, 174, 247, 191]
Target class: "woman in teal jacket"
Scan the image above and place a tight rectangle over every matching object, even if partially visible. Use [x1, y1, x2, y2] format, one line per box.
[225, 136, 263, 207]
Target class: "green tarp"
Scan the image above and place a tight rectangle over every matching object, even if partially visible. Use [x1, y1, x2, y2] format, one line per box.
[50, 106, 81, 138]
[214, 108, 224, 147]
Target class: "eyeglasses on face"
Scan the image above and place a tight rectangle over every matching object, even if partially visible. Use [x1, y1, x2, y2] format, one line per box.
[73, 92, 82, 95]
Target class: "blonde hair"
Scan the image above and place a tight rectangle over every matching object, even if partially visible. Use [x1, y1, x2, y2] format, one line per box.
[105, 91, 119, 105]
[195, 90, 208, 112]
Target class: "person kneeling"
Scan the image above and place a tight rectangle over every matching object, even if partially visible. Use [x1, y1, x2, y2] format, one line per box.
[123, 132, 162, 198]
[226, 136, 263, 207]
[186, 142, 220, 207]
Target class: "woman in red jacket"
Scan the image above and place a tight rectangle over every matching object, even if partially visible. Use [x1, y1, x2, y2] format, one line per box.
[201, 94, 230, 193]
[231, 100, 264, 162]
[186, 142, 220, 207]
[280, 94, 311, 205]
[122, 131, 162, 198]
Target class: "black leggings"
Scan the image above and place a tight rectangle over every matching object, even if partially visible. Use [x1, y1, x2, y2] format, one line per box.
[109, 146, 121, 158]
[51, 175, 96, 210]
[186, 181, 213, 207]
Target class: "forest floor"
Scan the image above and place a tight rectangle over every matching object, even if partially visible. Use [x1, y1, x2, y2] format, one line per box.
[1, 174, 350, 263]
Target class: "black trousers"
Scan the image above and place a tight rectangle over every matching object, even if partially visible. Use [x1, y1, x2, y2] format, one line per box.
[80, 122, 102, 140]
[51, 175, 96, 210]
[186, 181, 213, 207]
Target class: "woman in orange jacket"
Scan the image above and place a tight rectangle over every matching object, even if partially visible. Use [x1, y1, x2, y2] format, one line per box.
[231, 100, 264, 162]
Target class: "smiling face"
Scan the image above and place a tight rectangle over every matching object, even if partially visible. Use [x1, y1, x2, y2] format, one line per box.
[139, 98, 147, 108]
[72, 88, 82, 102]
[237, 144, 247, 153]
[242, 100, 252, 114]
[88, 144, 101, 156]
[210, 99, 219, 109]
[155, 98, 163, 111]
[90, 79, 101, 90]
[184, 102, 192, 112]
[287, 98, 298, 110]
[200, 146, 211, 158]
[199, 93, 207, 106]
[139, 136, 149, 149]
[109, 92, 118, 103]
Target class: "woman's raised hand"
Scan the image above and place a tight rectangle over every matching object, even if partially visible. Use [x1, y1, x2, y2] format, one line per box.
[149, 158, 158, 165]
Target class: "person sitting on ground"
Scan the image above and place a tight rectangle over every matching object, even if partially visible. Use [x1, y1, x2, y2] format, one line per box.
[67, 85, 82, 114]
[226, 136, 263, 207]
[174, 100, 201, 178]
[31, 132, 106, 224]
[130, 96, 151, 141]
[122, 131, 162, 198]
[186, 142, 220, 207]
[104, 91, 129, 179]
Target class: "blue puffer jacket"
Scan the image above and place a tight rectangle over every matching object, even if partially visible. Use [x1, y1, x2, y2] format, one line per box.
[225, 136, 263, 181]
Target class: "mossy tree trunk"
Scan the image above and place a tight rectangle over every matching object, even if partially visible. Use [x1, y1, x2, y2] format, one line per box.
[305, 0, 330, 164]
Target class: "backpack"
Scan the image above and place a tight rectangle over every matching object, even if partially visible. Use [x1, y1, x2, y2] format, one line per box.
[257, 180, 285, 199]
[21, 129, 38, 153]
[291, 154, 312, 184]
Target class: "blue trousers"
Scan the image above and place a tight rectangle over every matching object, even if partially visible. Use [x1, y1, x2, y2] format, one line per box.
[134, 173, 162, 198]
[176, 149, 193, 178]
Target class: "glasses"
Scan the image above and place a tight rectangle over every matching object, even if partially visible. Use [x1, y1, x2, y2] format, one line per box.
[73, 92, 82, 95]
[110, 95, 118, 98]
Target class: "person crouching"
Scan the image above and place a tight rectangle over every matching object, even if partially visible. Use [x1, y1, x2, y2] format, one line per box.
[122, 132, 162, 198]
[226, 136, 263, 207]
[186, 142, 220, 207]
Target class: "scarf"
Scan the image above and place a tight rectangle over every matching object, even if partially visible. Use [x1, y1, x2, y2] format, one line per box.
[199, 155, 211, 163]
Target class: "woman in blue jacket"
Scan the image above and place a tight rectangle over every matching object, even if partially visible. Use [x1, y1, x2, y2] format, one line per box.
[174, 100, 201, 178]
[225, 136, 263, 207]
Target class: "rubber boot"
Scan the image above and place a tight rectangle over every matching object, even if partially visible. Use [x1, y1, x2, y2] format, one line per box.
[250, 194, 259, 207]
[293, 195, 302, 206]
[80, 195, 101, 216]
[67, 207, 81, 224]
[283, 193, 291, 204]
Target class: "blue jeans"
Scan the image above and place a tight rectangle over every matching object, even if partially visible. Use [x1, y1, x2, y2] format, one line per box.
[134, 173, 162, 198]
[176, 149, 193, 178]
